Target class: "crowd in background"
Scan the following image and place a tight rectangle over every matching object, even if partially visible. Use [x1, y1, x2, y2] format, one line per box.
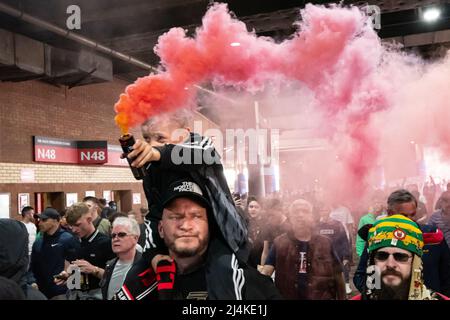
[1, 106, 449, 301]
[1, 176, 449, 300]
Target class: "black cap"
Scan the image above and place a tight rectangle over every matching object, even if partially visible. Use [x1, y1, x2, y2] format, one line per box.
[39, 208, 61, 221]
[162, 180, 210, 209]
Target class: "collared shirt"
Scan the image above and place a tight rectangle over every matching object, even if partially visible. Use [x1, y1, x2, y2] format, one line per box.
[74, 229, 115, 291]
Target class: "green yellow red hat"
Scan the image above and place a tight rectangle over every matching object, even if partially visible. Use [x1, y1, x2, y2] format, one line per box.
[368, 214, 424, 257]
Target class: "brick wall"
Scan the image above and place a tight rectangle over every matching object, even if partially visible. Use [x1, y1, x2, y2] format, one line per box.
[0, 79, 143, 218]
[0, 79, 221, 163]
[0, 79, 143, 164]
[0, 78, 222, 218]
[0, 162, 138, 184]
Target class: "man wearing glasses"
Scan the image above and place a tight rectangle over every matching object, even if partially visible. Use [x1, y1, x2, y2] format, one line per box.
[353, 189, 450, 296]
[100, 217, 142, 300]
[352, 214, 449, 300]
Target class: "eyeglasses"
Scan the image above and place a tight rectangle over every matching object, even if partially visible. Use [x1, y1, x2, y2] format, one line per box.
[111, 232, 129, 239]
[374, 251, 412, 263]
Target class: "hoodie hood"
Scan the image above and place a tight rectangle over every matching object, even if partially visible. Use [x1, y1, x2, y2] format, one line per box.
[0, 219, 29, 286]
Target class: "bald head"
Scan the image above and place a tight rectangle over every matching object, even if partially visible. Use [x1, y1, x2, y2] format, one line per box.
[287, 199, 314, 236]
[289, 199, 313, 216]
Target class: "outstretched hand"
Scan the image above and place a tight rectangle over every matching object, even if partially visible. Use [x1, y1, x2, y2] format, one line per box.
[121, 139, 161, 167]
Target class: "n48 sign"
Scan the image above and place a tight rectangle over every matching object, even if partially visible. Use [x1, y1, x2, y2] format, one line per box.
[80, 151, 106, 161]
[36, 148, 56, 160]
[79, 150, 107, 164]
[34, 136, 111, 165]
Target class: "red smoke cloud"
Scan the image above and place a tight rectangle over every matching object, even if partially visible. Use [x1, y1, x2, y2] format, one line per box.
[114, 3, 367, 132]
[114, 2, 450, 202]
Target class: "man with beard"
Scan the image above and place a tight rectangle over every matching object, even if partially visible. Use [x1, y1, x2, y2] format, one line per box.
[114, 180, 280, 300]
[352, 214, 449, 300]
[353, 189, 450, 296]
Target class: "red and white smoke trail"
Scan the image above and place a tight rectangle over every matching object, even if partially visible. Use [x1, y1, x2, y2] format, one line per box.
[115, 2, 450, 203]
[115, 3, 367, 132]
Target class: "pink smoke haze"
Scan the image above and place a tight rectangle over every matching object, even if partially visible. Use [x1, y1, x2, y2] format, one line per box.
[115, 2, 450, 204]
[115, 3, 365, 130]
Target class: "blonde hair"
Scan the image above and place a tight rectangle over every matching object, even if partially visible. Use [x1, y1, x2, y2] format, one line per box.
[66, 202, 90, 225]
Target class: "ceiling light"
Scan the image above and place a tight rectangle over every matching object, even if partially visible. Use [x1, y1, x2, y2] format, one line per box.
[422, 7, 441, 22]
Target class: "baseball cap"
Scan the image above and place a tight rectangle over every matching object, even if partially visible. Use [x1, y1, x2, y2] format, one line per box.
[39, 207, 61, 221]
[161, 180, 210, 210]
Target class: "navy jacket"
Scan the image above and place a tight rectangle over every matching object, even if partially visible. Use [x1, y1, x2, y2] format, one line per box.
[30, 228, 80, 298]
[353, 224, 450, 296]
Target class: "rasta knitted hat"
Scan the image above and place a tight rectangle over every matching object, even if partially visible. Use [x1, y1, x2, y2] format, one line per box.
[368, 214, 424, 257]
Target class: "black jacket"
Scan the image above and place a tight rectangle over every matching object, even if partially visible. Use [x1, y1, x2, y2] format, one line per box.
[30, 228, 80, 298]
[100, 250, 142, 300]
[137, 133, 249, 299]
[142, 132, 248, 257]
[74, 230, 115, 291]
[115, 239, 281, 300]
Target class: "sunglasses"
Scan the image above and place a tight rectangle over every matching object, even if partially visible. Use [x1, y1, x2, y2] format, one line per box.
[374, 251, 412, 263]
[111, 232, 130, 239]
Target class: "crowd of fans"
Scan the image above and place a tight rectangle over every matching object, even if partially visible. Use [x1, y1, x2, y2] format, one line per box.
[1, 107, 449, 301]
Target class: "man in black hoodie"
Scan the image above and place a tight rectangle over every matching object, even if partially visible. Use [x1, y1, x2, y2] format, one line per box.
[115, 180, 280, 300]
[0, 218, 46, 300]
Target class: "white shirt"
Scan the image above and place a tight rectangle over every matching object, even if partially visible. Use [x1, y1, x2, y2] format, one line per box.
[330, 206, 354, 241]
[22, 221, 36, 256]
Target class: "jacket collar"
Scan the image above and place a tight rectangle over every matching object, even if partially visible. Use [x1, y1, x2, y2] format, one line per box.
[84, 229, 99, 243]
